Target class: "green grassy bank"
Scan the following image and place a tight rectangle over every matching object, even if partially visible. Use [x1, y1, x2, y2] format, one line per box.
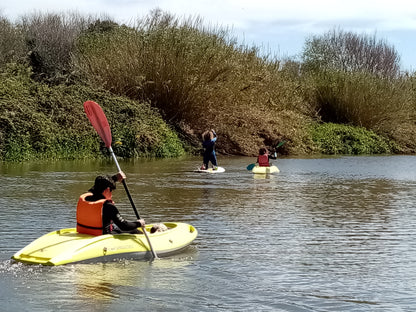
[0, 11, 415, 161]
[0, 64, 185, 161]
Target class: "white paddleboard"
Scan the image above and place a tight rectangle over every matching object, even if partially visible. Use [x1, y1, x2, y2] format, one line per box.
[194, 166, 225, 173]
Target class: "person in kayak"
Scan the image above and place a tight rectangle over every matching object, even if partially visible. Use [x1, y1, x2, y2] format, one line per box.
[76, 172, 145, 235]
[256, 147, 277, 167]
[200, 129, 218, 170]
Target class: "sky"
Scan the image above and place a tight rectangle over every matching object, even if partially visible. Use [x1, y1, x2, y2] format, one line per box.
[2, 0, 416, 71]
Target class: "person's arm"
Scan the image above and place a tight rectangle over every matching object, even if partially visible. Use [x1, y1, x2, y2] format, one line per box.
[268, 152, 277, 160]
[103, 202, 143, 231]
[210, 129, 217, 143]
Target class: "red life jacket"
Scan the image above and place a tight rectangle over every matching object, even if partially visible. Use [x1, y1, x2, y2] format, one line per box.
[258, 154, 270, 167]
[76, 192, 106, 236]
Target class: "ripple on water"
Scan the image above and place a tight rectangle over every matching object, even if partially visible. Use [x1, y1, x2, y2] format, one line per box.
[1, 156, 416, 311]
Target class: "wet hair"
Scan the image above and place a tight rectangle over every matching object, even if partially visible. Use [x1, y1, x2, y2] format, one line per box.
[259, 147, 267, 155]
[88, 175, 117, 195]
[202, 130, 213, 141]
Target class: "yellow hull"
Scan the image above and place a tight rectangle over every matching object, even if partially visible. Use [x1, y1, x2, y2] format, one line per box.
[251, 165, 280, 174]
[12, 222, 197, 266]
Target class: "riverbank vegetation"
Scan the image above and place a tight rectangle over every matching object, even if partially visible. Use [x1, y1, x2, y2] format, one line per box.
[0, 64, 185, 161]
[0, 11, 415, 161]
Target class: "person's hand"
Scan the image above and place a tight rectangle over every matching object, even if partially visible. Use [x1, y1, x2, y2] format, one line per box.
[115, 171, 126, 182]
[137, 219, 145, 227]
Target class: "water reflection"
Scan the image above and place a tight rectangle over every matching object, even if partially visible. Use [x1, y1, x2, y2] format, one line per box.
[70, 255, 197, 301]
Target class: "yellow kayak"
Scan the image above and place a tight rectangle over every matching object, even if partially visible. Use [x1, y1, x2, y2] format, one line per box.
[12, 222, 197, 266]
[251, 165, 280, 174]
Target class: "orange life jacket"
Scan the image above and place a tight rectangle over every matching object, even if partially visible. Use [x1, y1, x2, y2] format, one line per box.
[76, 192, 106, 236]
[258, 154, 270, 167]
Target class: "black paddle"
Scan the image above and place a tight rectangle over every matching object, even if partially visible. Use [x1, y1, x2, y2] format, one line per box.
[83, 100, 158, 259]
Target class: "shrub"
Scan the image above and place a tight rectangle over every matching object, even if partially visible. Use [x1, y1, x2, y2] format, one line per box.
[310, 122, 396, 154]
[306, 70, 414, 131]
[0, 63, 185, 161]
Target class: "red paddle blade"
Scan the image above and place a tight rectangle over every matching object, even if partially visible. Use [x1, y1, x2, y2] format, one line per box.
[83, 101, 112, 148]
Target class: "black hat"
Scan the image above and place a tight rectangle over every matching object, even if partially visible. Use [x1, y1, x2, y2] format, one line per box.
[89, 175, 116, 194]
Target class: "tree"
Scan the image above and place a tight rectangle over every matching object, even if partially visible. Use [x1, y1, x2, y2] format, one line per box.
[0, 16, 26, 69]
[302, 28, 401, 78]
[20, 12, 92, 82]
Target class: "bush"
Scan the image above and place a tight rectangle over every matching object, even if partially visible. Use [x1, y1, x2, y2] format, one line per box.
[0, 63, 185, 161]
[310, 122, 396, 154]
[306, 70, 414, 131]
[301, 28, 415, 153]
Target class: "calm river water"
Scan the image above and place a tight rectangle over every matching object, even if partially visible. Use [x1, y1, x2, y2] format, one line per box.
[0, 155, 415, 311]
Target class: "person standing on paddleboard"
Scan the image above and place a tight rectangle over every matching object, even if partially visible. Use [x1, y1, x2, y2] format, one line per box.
[76, 172, 145, 235]
[201, 129, 218, 170]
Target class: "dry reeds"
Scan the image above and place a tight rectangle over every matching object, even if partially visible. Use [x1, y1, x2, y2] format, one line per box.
[74, 10, 312, 155]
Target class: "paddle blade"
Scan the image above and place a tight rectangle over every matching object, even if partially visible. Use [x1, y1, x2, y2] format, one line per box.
[246, 163, 255, 171]
[276, 141, 285, 149]
[83, 101, 112, 148]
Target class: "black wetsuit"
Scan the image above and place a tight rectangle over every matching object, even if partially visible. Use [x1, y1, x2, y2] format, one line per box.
[84, 193, 141, 234]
